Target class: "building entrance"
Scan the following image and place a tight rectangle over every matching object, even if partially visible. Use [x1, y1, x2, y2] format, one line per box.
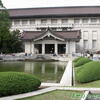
[45, 44, 55, 54]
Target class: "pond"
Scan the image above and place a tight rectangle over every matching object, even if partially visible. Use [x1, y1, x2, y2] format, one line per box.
[0, 61, 67, 83]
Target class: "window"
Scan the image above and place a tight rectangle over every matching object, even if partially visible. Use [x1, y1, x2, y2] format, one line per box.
[62, 19, 68, 24]
[84, 40, 88, 49]
[74, 18, 80, 24]
[91, 18, 97, 23]
[51, 28, 57, 31]
[83, 31, 88, 40]
[92, 40, 96, 49]
[41, 19, 47, 24]
[14, 20, 20, 26]
[51, 19, 57, 24]
[30, 19, 35, 25]
[62, 28, 67, 31]
[22, 19, 28, 25]
[41, 28, 46, 31]
[92, 31, 97, 40]
[82, 18, 89, 24]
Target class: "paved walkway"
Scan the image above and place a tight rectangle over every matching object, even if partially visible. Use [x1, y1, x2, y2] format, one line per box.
[1, 87, 100, 100]
[60, 60, 72, 86]
[0, 87, 56, 100]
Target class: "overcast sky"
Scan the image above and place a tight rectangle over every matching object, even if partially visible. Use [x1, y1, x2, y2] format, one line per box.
[2, 0, 100, 9]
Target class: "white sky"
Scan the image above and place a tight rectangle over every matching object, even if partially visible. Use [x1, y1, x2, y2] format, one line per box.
[2, 0, 100, 9]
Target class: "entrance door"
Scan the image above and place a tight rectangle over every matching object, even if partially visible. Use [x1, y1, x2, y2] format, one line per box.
[58, 44, 66, 54]
[45, 44, 54, 54]
[34, 44, 42, 54]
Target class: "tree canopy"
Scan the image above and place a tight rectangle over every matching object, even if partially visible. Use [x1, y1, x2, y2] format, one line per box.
[0, 0, 23, 53]
[0, 0, 3, 7]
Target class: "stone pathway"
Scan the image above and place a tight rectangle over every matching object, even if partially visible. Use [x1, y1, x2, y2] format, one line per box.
[0, 87, 56, 100]
[1, 87, 100, 100]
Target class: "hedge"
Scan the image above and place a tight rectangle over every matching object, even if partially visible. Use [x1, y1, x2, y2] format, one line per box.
[74, 57, 92, 67]
[76, 61, 100, 83]
[73, 57, 82, 63]
[0, 72, 41, 97]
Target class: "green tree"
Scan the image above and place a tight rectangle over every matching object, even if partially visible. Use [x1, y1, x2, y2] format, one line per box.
[0, 0, 11, 53]
[8, 30, 23, 53]
[0, 0, 3, 7]
[0, 0, 23, 53]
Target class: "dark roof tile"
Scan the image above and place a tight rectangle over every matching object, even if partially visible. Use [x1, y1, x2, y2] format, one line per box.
[8, 6, 100, 18]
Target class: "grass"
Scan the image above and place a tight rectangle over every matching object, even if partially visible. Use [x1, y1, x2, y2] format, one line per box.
[75, 80, 100, 88]
[18, 90, 83, 100]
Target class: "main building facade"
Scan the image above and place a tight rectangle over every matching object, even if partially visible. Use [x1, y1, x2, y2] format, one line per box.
[8, 6, 100, 55]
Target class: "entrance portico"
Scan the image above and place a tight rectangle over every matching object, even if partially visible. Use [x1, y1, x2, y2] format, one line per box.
[22, 28, 81, 55]
[34, 42, 67, 55]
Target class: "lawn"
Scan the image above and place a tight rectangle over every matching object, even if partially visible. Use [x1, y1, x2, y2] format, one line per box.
[18, 90, 83, 100]
[75, 80, 100, 88]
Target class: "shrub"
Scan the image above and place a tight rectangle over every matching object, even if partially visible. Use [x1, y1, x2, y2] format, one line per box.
[0, 72, 41, 97]
[73, 57, 82, 63]
[76, 61, 100, 83]
[74, 57, 92, 67]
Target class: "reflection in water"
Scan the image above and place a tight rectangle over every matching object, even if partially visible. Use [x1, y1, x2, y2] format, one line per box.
[0, 61, 67, 83]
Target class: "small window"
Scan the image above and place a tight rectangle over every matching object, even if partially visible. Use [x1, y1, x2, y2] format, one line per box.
[22, 19, 28, 26]
[92, 40, 96, 49]
[14, 20, 20, 26]
[62, 19, 68, 24]
[41, 28, 46, 31]
[51, 19, 57, 24]
[91, 18, 97, 23]
[74, 18, 80, 24]
[84, 40, 88, 49]
[51, 28, 57, 31]
[62, 28, 67, 31]
[82, 18, 89, 24]
[83, 31, 88, 40]
[41, 19, 47, 24]
[92, 31, 97, 40]
[30, 19, 35, 25]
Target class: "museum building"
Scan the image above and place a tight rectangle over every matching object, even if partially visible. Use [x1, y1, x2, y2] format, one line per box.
[8, 6, 100, 54]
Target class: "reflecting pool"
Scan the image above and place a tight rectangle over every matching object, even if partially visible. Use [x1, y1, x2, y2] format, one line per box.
[0, 61, 67, 83]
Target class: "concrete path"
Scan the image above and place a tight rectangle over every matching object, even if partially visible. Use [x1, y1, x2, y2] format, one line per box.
[1, 87, 100, 100]
[57, 87, 100, 92]
[60, 60, 73, 86]
[0, 87, 56, 100]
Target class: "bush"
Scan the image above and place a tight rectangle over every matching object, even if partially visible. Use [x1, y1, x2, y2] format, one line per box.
[73, 57, 83, 63]
[0, 72, 41, 97]
[74, 57, 92, 67]
[76, 61, 100, 83]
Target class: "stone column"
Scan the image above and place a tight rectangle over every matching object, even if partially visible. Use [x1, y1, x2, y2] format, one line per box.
[31, 43, 34, 54]
[42, 43, 45, 55]
[55, 42, 58, 54]
[66, 41, 69, 54]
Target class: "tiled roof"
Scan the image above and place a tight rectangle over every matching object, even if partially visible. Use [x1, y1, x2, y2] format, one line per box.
[22, 29, 81, 42]
[8, 6, 100, 18]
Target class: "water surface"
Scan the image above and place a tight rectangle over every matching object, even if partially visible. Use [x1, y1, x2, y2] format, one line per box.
[0, 61, 67, 83]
